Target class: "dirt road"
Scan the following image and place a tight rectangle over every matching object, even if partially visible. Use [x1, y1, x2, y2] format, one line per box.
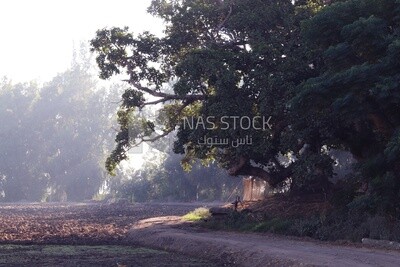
[129, 216, 400, 266]
[127, 204, 400, 267]
[1, 202, 400, 266]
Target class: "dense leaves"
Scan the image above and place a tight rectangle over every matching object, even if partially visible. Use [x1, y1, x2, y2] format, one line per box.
[294, 0, 400, 214]
[92, 0, 319, 189]
[92, 0, 400, 215]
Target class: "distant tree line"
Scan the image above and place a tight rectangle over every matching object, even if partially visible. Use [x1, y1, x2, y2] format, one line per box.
[106, 151, 241, 202]
[0, 45, 241, 202]
[0, 49, 115, 201]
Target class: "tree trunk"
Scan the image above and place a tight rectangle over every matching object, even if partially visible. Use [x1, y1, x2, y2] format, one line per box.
[228, 156, 289, 187]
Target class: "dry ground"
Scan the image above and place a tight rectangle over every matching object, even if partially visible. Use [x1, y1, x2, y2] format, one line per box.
[0, 202, 221, 266]
[0, 202, 204, 244]
[1, 202, 400, 266]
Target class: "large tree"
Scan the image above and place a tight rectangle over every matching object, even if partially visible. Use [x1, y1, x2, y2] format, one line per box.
[91, 0, 320, 189]
[292, 0, 400, 212]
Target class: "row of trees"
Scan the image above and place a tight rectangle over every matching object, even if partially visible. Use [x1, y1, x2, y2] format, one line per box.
[0, 49, 117, 201]
[108, 151, 240, 202]
[91, 0, 400, 215]
[0, 44, 241, 202]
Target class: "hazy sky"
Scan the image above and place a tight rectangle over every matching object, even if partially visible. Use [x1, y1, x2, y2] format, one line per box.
[0, 0, 163, 83]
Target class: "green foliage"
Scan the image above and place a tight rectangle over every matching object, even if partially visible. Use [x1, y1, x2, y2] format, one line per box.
[293, 0, 400, 214]
[183, 207, 211, 221]
[211, 211, 254, 231]
[201, 208, 400, 243]
[252, 218, 292, 234]
[93, 0, 400, 217]
[108, 151, 241, 202]
[289, 216, 322, 237]
[291, 152, 334, 193]
[329, 178, 358, 207]
[91, 0, 326, 192]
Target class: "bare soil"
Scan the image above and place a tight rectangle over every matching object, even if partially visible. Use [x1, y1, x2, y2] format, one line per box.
[0, 202, 220, 266]
[1, 202, 400, 266]
[0, 244, 213, 267]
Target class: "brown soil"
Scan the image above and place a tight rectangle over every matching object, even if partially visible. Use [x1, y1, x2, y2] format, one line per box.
[0, 202, 221, 266]
[0, 244, 215, 267]
[0, 202, 200, 244]
[2, 201, 400, 267]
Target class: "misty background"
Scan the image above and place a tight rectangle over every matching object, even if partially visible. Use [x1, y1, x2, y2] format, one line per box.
[0, 43, 241, 202]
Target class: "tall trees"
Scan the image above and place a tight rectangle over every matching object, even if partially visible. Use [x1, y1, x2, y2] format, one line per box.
[109, 151, 240, 202]
[91, 0, 317, 188]
[0, 80, 44, 201]
[92, 0, 400, 214]
[0, 51, 118, 201]
[0, 42, 236, 202]
[293, 0, 400, 212]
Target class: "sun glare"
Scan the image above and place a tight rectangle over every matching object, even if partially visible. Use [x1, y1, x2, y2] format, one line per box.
[0, 0, 163, 82]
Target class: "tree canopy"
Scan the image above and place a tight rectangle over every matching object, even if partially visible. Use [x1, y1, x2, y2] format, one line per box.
[91, 0, 400, 214]
[293, 0, 400, 213]
[91, 0, 319, 187]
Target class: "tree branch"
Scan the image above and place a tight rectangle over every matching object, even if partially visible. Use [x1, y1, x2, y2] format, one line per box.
[133, 99, 193, 147]
[140, 98, 172, 108]
[122, 80, 206, 109]
[125, 82, 206, 102]
[228, 156, 290, 187]
[216, 3, 233, 33]
[142, 129, 174, 142]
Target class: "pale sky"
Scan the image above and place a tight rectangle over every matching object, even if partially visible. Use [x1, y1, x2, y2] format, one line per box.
[0, 0, 163, 83]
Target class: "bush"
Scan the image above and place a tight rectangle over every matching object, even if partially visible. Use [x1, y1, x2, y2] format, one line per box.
[199, 202, 400, 243]
[182, 207, 211, 221]
[289, 216, 321, 237]
[253, 218, 292, 233]
[367, 216, 391, 240]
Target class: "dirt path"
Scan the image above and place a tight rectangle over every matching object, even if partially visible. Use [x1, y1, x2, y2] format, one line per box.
[127, 213, 400, 267]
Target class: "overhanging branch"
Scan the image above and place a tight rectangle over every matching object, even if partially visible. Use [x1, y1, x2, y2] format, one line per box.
[142, 129, 174, 142]
[124, 81, 206, 103]
[130, 99, 194, 148]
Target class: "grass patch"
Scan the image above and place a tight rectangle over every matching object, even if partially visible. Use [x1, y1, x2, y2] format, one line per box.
[180, 196, 400, 243]
[252, 218, 292, 233]
[198, 207, 400, 244]
[182, 207, 211, 221]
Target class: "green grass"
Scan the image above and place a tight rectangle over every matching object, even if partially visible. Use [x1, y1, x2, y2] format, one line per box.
[182, 207, 211, 221]
[252, 218, 292, 233]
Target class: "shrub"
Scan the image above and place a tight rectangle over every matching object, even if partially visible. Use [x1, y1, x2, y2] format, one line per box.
[182, 207, 211, 221]
[253, 218, 292, 233]
[289, 216, 321, 237]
